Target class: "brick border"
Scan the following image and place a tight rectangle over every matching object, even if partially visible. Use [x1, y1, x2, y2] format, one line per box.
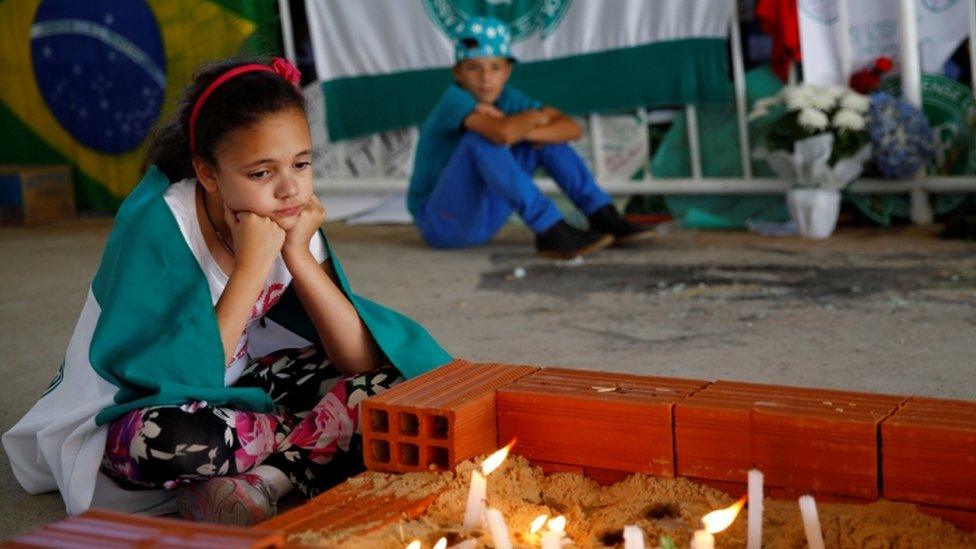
[359, 361, 976, 532]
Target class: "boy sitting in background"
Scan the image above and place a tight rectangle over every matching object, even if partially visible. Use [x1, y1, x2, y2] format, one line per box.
[408, 16, 651, 258]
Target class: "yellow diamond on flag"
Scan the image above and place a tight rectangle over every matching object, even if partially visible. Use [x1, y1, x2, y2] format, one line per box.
[0, 0, 263, 210]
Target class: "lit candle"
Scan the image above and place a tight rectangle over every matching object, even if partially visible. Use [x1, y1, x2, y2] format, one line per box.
[433, 538, 447, 549]
[541, 515, 566, 549]
[405, 541, 421, 549]
[747, 469, 764, 549]
[695, 495, 746, 549]
[623, 525, 645, 549]
[540, 530, 562, 549]
[798, 495, 825, 549]
[462, 469, 487, 528]
[485, 507, 512, 549]
[529, 514, 549, 536]
[690, 530, 714, 549]
[462, 440, 515, 529]
[701, 495, 746, 534]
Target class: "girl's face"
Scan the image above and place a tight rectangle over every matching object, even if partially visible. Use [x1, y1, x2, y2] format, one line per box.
[199, 108, 314, 231]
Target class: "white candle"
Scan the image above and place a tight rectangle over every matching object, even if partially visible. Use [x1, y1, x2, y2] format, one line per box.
[485, 508, 512, 549]
[540, 530, 563, 549]
[691, 530, 714, 549]
[529, 514, 549, 536]
[461, 441, 516, 530]
[433, 538, 447, 549]
[547, 516, 566, 533]
[747, 469, 764, 549]
[462, 470, 486, 528]
[623, 525, 644, 549]
[798, 495, 825, 549]
[541, 516, 566, 549]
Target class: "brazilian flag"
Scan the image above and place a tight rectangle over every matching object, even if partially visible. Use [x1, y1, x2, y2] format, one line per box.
[0, 0, 279, 211]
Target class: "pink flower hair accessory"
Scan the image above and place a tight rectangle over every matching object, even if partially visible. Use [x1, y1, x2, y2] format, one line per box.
[189, 58, 303, 154]
[270, 57, 302, 86]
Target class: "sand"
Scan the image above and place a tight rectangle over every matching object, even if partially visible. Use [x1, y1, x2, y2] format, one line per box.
[291, 456, 976, 548]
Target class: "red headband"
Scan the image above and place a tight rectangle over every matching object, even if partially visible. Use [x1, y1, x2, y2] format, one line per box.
[188, 58, 302, 154]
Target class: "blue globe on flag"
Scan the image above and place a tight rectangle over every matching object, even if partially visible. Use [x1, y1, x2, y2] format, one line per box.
[30, 0, 166, 153]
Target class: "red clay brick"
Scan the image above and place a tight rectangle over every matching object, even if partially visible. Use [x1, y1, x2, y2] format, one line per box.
[3, 509, 283, 548]
[690, 477, 749, 497]
[767, 486, 873, 504]
[882, 396, 976, 509]
[530, 460, 585, 475]
[752, 407, 885, 499]
[497, 368, 707, 476]
[675, 381, 903, 499]
[361, 360, 538, 473]
[259, 472, 445, 540]
[674, 396, 752, 481]
[584, 466, 633, 486]
[917, 504, 976, 533]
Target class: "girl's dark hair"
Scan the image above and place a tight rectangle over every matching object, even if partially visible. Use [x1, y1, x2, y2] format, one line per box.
[143, 58, 307, 182]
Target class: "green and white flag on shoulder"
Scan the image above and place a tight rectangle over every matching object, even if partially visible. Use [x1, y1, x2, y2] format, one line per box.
[2, 167, 451, 516]
[305, 0, 733, 141]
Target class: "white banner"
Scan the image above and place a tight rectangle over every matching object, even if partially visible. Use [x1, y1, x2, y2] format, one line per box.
[799, 0, 969, 85]
[303, 1, 679, 183]
[305, 0, 730, 81]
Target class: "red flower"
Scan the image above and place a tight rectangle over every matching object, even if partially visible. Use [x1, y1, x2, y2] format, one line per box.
[270, 57, 302, 87]
[849, 56, 894, 93]
[849, 70, 881, 94]
[286, 390, 355, 464]
[234, 412, 280, 472]
[874, 57, 894, 73]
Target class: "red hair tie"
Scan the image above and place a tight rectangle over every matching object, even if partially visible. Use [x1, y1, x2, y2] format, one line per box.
[188, 57, 302, 154]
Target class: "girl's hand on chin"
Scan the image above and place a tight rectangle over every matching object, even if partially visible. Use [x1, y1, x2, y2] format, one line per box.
[224, 204, 285, 273]
[283, 195, 326, 256]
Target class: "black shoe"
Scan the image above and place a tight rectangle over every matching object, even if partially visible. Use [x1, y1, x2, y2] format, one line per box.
[587, 204, 655, 245]
[534, 220, 614, 259]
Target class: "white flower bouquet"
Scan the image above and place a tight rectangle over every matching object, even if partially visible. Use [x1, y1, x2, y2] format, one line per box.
[751, 84, 872, 190]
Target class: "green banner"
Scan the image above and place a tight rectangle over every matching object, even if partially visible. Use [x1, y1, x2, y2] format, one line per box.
[323, 38, 732, 141]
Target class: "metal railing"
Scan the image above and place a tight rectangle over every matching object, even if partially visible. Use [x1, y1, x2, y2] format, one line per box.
[282, 0, 976, 224]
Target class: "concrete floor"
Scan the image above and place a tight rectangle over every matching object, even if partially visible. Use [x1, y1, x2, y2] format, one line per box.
[2, 217, 975, 537]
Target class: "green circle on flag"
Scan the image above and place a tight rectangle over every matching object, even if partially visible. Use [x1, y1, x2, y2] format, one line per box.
[878, 74, 976, 176]
[799, 0, 838, 24]
[921, 0, 961, 13]
[848, 74, 973, 225]
[423, 0, 572, 42]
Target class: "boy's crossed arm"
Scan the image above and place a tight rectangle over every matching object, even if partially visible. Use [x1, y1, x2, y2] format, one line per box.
[524, 106, 583, 144]
[464, 104, 582, 146]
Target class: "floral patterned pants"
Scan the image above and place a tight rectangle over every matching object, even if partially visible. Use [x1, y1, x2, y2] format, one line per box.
[100, 345, 402, 498]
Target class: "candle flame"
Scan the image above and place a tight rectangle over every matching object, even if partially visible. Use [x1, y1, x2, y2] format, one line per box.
[529, 514, 549, 534]
[547, 515, 567, 533]
[480, 439, 516, 475]
[701, 496, 747, 534]
[433, 537, 447, 549]
[405, 541, 421, 549]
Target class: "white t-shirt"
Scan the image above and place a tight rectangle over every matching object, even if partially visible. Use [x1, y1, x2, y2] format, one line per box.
[164, 179, 327, 386]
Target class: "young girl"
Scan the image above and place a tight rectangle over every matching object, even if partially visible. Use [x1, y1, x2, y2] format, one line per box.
[2, 58, 451, 526]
